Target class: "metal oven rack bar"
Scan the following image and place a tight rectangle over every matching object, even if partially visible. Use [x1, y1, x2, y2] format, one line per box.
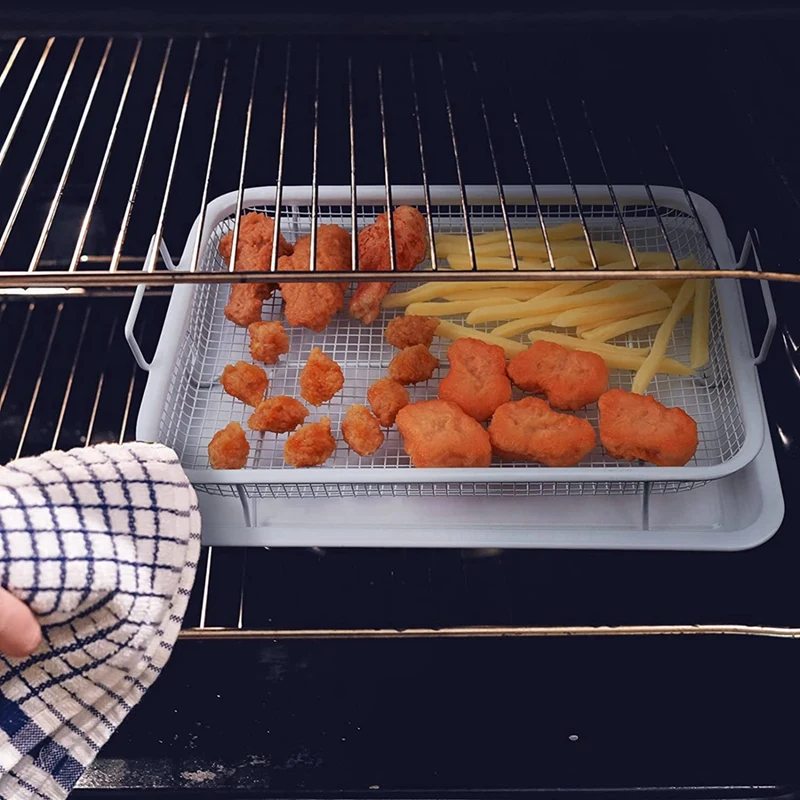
[0, 33, 792, 288]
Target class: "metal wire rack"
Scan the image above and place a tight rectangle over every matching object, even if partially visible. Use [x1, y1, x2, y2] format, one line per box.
[0, 33, 791, 289]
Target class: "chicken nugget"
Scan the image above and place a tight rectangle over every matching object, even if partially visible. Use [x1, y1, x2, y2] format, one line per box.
[279, 225, 351, 332]
[396, 399, 492, 468]
[218, 211, 292, 271]
[342, 404, 385, 456]
[387, 344, 438, 385]
[248, 320, 290, 364]
[220, 361, 268, 407]
[208, 422, 250, 469]
[350, 206, 428, 324]
[385, 315, 440, 349]
[438, 337, 511, 422]
[284, 417, 337, 467]
[507, 339, 608, 411]
[367, 377, 410, 427]
[299, 347, 344, 406]
[488, 397, 596, 467]
[248, 396, 309, 433]
[224, 283, 274, 328]
[598, 389, 698, 467]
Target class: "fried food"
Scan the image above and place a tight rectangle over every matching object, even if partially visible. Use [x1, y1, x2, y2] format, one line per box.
[220, 361, 268, 407]
[278, 224, 351, 332]
[387, 344, 438, 385]
[385, 314, 440, 349]
[218, 211, 293, 271]
[299, 347, 344, 406]
[224, 283, 274, 328]
[248, 320, 290, 364]
[208, 422, 249, 469]
[350, 206, 428, 324]
[438, 337, 511, 422]
[248, 396, 309, 433]
[598, 389, 698, 467]
[488, 397, 596, 467]
[396, 399, 492, 468]
[367, 377, 410, 427]
[507, 340, 608, 411]
[284, 417, 337, 467]
[342, 404, 385, 456]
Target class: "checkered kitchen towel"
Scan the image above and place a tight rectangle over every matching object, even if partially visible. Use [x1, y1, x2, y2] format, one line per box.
[0, 442, 200, 799]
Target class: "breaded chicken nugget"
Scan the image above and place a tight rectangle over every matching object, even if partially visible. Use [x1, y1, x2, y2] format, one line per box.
[507, 340, 608, 411]
[342, 404, 385, 456]
[488, 397, 596, 467]
[279, 225, 351, 332]
[397, 399, 492, 468]
[367, 377, 410, 427]
[208, 422, 250, 469]
[220, 361, 268, 407]
[387, 344, 438, 385]
[224, 283, 274, 328]
[299, 347, 344, 406]
[438, 337, 511, 422]
[284, 417, 337, 467]
[218, 211, 293, 271]
[350, 206, 428, 324]
[598, 389, 698, 467]
[248, 320, 290, 364]
[385, 315, 440, 349]
[248, 396, 309, 433]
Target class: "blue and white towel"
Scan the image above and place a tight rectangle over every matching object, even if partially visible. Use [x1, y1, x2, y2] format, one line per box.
[0, 442, 200, 800]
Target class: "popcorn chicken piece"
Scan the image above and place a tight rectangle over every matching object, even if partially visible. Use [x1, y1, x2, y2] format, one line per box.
[299, 348, 344, 406]
[218, 211, 292, 272]
[220, 361, 268, 407]
[385, 315, 439, 349]
[342, 404, 385, 456]
[387, 344, 438, 385]
[208, 422, 249, 469]
[284, 417, 337, 467]
[224, 283, 274, 328]
[367, 377, 410, 427]
[248, 396, 309, 434]
[248, 321, 290, 364]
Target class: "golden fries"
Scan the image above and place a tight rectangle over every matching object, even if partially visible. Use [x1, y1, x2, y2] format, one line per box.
[491, 314, 557, 338]
[441, 288, 543, 302]
[381, 280, 562, 309]
[435, 320, 528, 357]
[526, 330, 693, 375]
[434, 221, 584, 253]
[471, 239, 631, 264]
[405, 297, 521, 317]
[465, 281, 652, 326]
[550, 287, 672, 329]
[690, 279, 711, 368]
[632, 281, 697, 393]
[579, 309, 671, 342]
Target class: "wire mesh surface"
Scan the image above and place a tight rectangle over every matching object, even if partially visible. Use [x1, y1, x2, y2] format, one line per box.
[157, 199, 742, 497]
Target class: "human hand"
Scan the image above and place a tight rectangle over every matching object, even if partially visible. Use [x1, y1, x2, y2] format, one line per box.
[0, 588, 41, 658]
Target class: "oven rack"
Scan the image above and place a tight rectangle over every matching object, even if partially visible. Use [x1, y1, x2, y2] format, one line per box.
[0, 34, 795, 290]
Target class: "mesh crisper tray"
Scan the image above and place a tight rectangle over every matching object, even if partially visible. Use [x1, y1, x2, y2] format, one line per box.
[140, 186, 763, 499]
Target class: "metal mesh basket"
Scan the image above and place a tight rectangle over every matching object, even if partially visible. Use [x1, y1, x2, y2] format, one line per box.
[151, 190, 751, 499]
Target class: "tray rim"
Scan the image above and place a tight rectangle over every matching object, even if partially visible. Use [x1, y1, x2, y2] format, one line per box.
[134, 184, 766, 486]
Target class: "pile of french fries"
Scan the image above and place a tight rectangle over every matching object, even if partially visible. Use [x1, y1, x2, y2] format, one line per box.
[381, 223, 712, 395]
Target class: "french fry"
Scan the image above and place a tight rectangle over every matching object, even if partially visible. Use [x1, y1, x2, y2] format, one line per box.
[381, 280, 562, 309]
[473, 239, 631, 264]
[690, 279, 711, 368]
[465, 281, 652, 326]
[526, 330, 693, 375]
[631, 281, 697, 393]
[446, 254, 547, 271]
[435, 320, 528, 357]
[433, 221, 584, 252]
[550, 287, 672, 329]
[490, 314, 557, 338]
[440, 288, 544, 302]
[405, 297, 522, 317]
[580, 309, 671, 342]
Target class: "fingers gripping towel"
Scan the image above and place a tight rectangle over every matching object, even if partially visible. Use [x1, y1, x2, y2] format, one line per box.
[0, 443, 200, 799]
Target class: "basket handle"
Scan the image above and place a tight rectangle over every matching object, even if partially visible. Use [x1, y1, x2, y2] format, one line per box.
[124, 236, 176, 372]
[736, 231, 776, 366]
